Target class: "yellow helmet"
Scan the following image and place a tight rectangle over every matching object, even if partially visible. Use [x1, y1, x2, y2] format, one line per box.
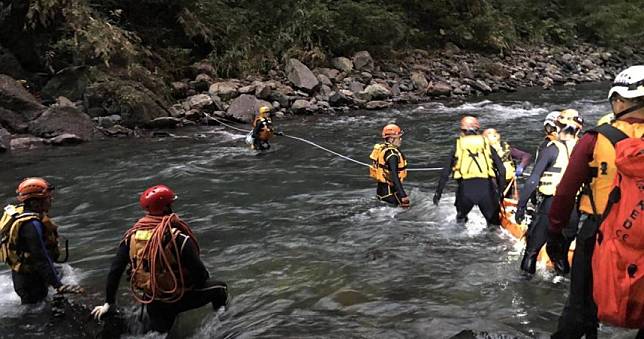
[557, 109, 583, 132]
[482, 128, 500, 145]
[258, 106, 271, 118]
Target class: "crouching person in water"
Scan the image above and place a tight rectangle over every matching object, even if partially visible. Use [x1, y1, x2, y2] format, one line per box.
[369, 123, 410, 208]
[91, 185, 228, 333]
[0, 177, 83, 304]
[246, 106, 276, 151]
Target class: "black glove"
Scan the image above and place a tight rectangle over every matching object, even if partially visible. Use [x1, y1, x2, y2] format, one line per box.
[432, 192, 441, 205]
[546, 230, 568, 274]
[515, 207, 526, 224]
[400, 196, 410, 208]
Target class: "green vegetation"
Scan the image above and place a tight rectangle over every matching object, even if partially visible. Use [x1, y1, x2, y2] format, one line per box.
[2, 0, 643, 79]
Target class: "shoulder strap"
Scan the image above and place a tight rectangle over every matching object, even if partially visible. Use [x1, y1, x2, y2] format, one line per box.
[594, 124, 629, 147]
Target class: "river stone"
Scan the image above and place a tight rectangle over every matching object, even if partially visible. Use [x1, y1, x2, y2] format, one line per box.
[208, 82, 239, 101]
[426, 81, 452, 96]
[147, 116, 182, 129]
[464, 79, 492, 93]
[349, 81, 365, 93]
[171, 81, 189, 98]
[100, 125, 134, 137]
[45, 133, 83, 146]
[366, 100, 393, 110]
[255, 83, 272, 100]
[318, 67, 340, 80]
[10, 136, 45, 149]
[191, 61, 216, 77]
[360, 83, 391, 101]
[0, 107, 28, 133]
[286, 58, 319, 91]
[411, 72, 428, 90]
[238, 85, 256, 94]
[291, 99, 313, 114]
[352, 51, 374, 71]
[317, 74, 333, 87]
[331, 57, 353, 73]
[187, 94, 213, 110]
[0, 74, 46, 120]
[41, 66, 89, 101]
[0, 127, 10, 152]
[226, 94, 270, 122]
[328, 91, 353, 107]
[28, 106, 96, 140]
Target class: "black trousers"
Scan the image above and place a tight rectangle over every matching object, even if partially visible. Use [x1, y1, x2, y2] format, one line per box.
[455, 178, 500, 225]
[146, 279, 228, 333]
[520, 196, 553, 274]
[376, 183, 402, 206]
[12, 270, 49, 304]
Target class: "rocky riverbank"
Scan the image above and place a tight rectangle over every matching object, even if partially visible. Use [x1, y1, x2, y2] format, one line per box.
[0, 42, 641, 153]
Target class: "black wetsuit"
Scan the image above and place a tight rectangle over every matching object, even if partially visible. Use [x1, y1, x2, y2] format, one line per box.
[435, 146, 506, 225]
[104, 231, 228, 333]
[376, 149, 407, 206]
[251, 117, 273, 151]
[12, 219, 62, 304]
[517, 143, 579, 274]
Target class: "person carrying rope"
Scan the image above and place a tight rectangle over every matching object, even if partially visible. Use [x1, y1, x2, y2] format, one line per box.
[246, 106, 280, 151]
[369, 124, 410, 207]
[0, 177, 83, 304]
[91, 185, 228, 333]
[514, 109, 583, 275]
[433, 115, 506, 226]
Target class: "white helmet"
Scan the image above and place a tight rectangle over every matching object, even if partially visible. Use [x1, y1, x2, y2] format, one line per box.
[544, 111, 559, 127]
[608, 65, 644, 100]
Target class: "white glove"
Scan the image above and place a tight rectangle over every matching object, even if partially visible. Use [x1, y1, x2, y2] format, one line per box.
[90, 303, 111, 320]
[245, 132, 254, 145]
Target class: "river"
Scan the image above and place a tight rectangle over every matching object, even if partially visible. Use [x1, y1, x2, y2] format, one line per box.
[0, 83, 635, 338]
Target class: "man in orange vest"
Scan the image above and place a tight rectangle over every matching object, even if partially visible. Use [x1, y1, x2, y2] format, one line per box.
[369, 123, 410, 207]
[548, 66, 644, 338]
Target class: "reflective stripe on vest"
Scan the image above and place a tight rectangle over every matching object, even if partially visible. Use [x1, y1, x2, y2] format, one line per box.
[453, 135, 495, 180]
[579, 120, 644, 214]
[538, 140, 574, 196]
[369, 143, 408, 184]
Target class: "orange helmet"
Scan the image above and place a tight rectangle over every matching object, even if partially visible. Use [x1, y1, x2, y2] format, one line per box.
[557, 109, 583, 132]
[460, 116, 480, 132]
[482, 128, 500, 144]
[382, 124, 403, 138]
[16, 177, 54, 202]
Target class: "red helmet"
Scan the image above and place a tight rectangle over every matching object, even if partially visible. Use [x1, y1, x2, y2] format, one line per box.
[139, 185, 177, 215]
[460, 116, 480, 132]
[16, 177, 54, 202]
[382, 124, 403, 138]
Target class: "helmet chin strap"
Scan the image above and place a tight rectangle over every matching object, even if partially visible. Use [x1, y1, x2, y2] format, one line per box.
[615, 101, 644, 119]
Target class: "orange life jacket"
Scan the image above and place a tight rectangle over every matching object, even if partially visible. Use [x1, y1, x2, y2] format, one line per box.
[253, 116, 274, 141]
[591, 136, 644, 328]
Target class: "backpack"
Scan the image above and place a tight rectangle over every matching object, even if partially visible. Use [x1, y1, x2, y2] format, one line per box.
[591, 135, 644, 328]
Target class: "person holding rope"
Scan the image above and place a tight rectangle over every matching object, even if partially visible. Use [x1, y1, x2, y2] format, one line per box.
[433, 116, 506, 226]
[369, 124, 410, 208]
[91, 185, 228, 333]
[246, 106, 279, 151]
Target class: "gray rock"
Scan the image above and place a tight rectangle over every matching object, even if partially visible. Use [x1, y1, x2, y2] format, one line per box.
[286, 58, 319, 91]
[54, 96, 75, 108]
[349, 81, 365, 93]
[191, 61, 216, 77]
[255, 84, 272, 100]
[463, 79, 492, 93]
[0, 74, 46, 120]
[29, 106, 97, 140]
[329, 91, 353, 107]
[411, 72, 428, 91]
[291, 99, 312, 114]
[331, 57, 353, 73]
[184, 110, 202, 121]
[147, 117, 182, 129]
[366, 100, 393, 110]
[318, 67, 340, 80]
[561, 53, 574, 63]
[426, 82, 452, 96]
[226, 94, 271, 122]
[208, 82, 239, 101]
[99, 125, 134, 137]
[317, 74, 333, 87]
[0, 127, 10, 152]
[45, 133, 83, 146]
[41, 66, 89, 102]
[319, 85, 333, 97]
[10, 137, 45, 149]
[238, 85, 256, 94]
[171, 82, 190, 98]
[359, 72, 373, 83]
[352, 51, 374, 71]
[581, 59, 595, 69]
[0, 107, 28, 133]
[360, 83, 391, 101]
[96, 115, 122, 128]
[195, 73, 213, 84]
[186, 94, 213, 110]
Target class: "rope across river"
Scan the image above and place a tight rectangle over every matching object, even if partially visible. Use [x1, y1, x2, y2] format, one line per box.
[205, 114, 443, 172]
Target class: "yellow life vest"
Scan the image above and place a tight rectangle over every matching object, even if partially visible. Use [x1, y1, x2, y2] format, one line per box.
[369, 143, 408, 184]
[128, 227, 187, 299]
[253, 116, 274, 141]
[579, 120, 644, 215]
[492, 141, 515, 181]
[0, 204, 60, 272]
[538, 140, 575, 196]
[453, 135, 495, 180]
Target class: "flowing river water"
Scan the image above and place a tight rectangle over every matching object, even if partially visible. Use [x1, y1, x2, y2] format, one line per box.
[0, 83, 636, 338]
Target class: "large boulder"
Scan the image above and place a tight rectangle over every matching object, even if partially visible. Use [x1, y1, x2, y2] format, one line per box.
[0, 45, 29, 80]
[328, 91, 353, 107]
[0, 74, 46, 120]
[0, 107, 28, 133]
[0, 127, 10, 152]
[186, 94, 214, 110]
[291, 99, 313, 114]
[84, 80, 170, 128]
[208, 82, 239, 101]
[352, 51, 374, 71]
[360, 83, 391, 101]
[331, 57, 353, 73]
[226, 94, 271, 123]
[411, 72, 429, 90]
[28, 106, 97, 140]
[41, 66, 89, 101]
[286, 58, 319, 92]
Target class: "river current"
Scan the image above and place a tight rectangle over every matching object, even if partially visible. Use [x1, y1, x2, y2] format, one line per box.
[0, 83, 636, 338]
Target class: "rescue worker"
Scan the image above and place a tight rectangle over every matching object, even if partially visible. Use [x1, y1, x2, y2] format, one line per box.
[433, 116, 506, 225]
[91, 185, 228, 333]
[246, 106, 276, 151]
[538, 111, 561, 156]
[482, 128, 532, 188]
[547, 65, 644, 338]
[0, 177, 82, 304]
[514, 109, 583, 274]
[369, 123, 410, 207]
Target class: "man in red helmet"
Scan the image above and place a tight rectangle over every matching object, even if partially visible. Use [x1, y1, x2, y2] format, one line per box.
[369, 123, 410, 207]
[91, 184, 228, 334]
[0, 178, 83, 304]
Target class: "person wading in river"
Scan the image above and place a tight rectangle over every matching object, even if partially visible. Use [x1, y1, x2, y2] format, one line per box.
[514, 109, 583, 275]
[433, 116, 506, 226]
[482, 128, 532, 195]
[369, 123, 410, 208]
[547, 65, 644, 338]
[0, 177, 83, 304]
[246, 106, 277, 151]
[91, 185, 228, 333]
